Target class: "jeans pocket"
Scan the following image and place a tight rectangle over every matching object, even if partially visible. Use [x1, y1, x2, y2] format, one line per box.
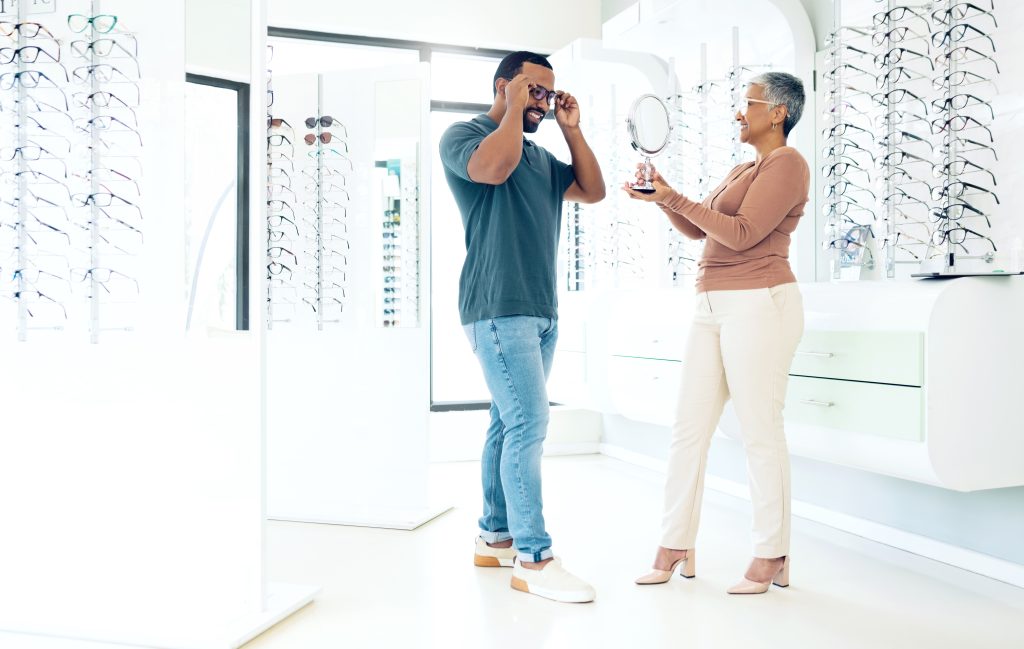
[463, 322, 478, 352]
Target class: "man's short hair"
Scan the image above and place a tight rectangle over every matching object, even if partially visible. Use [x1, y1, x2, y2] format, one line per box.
[493, 51, 553, 96]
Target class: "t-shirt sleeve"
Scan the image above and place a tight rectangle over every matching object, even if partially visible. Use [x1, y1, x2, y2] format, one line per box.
[439, 122, 484, 183]
[550, 154, 576, 196]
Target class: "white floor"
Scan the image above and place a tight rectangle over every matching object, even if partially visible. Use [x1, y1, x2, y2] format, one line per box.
[246, 455, 1024, 649]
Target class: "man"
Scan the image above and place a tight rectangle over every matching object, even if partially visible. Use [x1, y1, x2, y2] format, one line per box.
[439, 51, 605, 603]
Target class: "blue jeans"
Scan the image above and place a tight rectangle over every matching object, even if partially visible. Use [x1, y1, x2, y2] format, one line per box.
[463, 315, 557, 562]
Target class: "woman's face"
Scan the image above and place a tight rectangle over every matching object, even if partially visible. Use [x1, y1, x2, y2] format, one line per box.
[735, 84, 780, 144]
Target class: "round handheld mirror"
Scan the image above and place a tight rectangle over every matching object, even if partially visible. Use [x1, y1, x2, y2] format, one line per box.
[626, 93, 672, 193]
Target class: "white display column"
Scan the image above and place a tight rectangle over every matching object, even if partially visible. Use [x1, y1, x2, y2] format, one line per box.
[0, 1, 315, 647]
[265, 63, 446, 530]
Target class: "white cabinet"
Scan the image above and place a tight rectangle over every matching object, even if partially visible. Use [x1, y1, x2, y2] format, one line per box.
[607, 356, 682, 426]
[590, 278, 1024, 491]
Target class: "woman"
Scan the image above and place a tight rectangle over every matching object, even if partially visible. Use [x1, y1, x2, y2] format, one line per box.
[624, 72, 809, 595]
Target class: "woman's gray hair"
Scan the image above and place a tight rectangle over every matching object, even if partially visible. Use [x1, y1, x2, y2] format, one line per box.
[750, 72, 805, 136]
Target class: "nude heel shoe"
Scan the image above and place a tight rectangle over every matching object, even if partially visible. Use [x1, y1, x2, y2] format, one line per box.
[727, 556, 789, 595]
[634, 550, 695, 585]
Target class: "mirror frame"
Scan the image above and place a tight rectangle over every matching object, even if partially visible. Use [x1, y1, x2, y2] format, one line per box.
[627, 93, 672, 156]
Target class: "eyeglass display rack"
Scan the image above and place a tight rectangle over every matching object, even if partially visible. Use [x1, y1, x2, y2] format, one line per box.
[823, 0, 999, 279]
[561, 35, 765, 293]
[266, 74, 352, 330]
[662, 33, 764, 287]
[1, 1, 142, 342]
[931, 0, 1000, 274]
[378, 154, 420, 328]
[562, 83, 647, 293]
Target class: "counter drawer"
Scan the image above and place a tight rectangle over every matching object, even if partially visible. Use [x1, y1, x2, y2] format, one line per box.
[607, 355, 681, 426]
[785, 376, 923, 442]
[791, 330, 923, 386]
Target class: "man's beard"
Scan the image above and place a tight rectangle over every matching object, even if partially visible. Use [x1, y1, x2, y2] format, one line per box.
[522, 107, 546, 133]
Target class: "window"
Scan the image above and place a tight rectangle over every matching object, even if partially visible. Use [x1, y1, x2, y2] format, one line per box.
[184, 75, 250, 331]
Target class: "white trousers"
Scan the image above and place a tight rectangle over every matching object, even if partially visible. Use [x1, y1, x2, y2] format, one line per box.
[661, 283, 804, 558]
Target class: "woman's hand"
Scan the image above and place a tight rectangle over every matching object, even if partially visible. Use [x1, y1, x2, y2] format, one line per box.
[622, 163, 674, 203]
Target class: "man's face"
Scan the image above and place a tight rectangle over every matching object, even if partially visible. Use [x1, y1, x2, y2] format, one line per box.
[519, 62, 556, 134]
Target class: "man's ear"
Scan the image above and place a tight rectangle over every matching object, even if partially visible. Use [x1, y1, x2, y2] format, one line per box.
[494, 77, 506, 99]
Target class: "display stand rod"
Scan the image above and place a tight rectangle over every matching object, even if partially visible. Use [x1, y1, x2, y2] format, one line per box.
[14, 0, 28, 340]
[828, 4, 843, 279]
[883, 11, 897, 278]
[266, 62, 274, 330]
[699, 43, 709, 202]
[943, 0, 958, 272]
[316, 75, 324, 330]
[88, 0, 102, 343]
[730, 29, 741, 165]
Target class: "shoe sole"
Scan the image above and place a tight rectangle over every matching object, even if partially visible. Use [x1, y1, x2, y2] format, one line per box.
[510, 576, 595, 603]
[474, 554, 514, 568]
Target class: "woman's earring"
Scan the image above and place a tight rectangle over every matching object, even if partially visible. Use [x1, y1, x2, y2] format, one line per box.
[771, 122, 777, 130]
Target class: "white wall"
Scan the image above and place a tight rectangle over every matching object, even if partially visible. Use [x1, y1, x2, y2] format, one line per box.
[187, 0, 252, 81]
[268, 0, 603, 53]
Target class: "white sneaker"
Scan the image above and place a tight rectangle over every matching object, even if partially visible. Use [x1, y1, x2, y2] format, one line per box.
[474, 536, 517, 568]
[510, 557, 596, 603]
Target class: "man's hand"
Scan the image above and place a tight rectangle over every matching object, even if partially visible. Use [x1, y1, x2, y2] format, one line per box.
[554, 91, 580, 130]
[503, 74, 532, 110]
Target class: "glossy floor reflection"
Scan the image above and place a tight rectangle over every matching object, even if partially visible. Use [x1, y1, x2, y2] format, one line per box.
[247, 455, 1024, 649]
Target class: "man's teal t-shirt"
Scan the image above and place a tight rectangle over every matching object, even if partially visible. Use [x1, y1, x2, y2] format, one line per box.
[439, 114, 576, 326]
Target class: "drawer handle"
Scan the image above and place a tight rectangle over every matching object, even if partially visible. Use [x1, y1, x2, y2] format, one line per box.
[800, 399, 835, 408]
[796, 351, 834, 359]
